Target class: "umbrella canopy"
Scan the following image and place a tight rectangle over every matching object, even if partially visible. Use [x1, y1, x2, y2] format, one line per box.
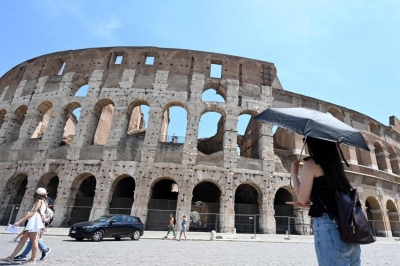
[254, 107, 370, 151]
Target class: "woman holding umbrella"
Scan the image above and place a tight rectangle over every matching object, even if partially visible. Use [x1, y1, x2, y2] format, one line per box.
[291, 136, 361, 265]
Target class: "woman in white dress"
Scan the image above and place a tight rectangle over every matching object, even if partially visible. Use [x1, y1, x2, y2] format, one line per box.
[1, 187, 47, 264]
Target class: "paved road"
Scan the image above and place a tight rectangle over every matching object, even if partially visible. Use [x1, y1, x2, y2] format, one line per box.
[0, 234, 398, 265]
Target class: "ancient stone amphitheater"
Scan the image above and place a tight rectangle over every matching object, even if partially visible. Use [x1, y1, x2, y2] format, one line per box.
[0, 47, 399, 236]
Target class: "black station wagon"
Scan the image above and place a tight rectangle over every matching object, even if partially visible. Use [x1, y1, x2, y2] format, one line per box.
[69, 214, 144, 241]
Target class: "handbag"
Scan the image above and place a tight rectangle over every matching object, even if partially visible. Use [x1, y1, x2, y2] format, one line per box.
[315, 188, 376, 245]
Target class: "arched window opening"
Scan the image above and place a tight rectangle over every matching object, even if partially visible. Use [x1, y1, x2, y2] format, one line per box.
[75, 84, 89, 97]
[127, 105, 149, 136]
[68, 175, 96, 226]
[369, 122, 380, 136]
[159, 106, 187, 143]
[327, 108, 344, 122]
[356, 148, 372, 167]
[374, 143, 387, 171]
[202, 88, 225, 103]
[10, 106, 27, 142]
[109, 176, 135, 215]
[145, 179, 178, 230]
[93, 103, 114, 145]
[274, 188, 295, 234]
[0, 110, 6, 129]
[197, 112, 223, 154]
[237, 114, 259, 159]
[191, 182, 220, 232]
[234, 184, 260, 233]
[0, 175, 28, 225]
[388, 147, 400, 175]
[31, 108, 52, 139]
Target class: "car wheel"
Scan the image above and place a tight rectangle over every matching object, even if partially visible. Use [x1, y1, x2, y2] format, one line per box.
[91, 230, 104, 242]
[75, 238, 84, 241]
[131, 230, 141, 240]
[114, 237, 121, 241]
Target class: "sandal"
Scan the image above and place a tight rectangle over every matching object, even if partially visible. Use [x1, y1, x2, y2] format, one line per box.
[24, 260, 36, 264]
[1, 257, 13, 264]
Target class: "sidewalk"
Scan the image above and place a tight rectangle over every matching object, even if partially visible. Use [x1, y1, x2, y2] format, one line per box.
[2, 226, 399, 245]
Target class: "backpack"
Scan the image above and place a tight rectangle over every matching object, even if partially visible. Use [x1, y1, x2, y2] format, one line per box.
[39, 201, 54, 224]
[316, 189, 375, 244]
[173, 217, 176, 225]
[334, 189, 376, 244]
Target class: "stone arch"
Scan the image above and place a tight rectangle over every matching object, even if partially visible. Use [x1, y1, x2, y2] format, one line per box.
[125, 100, 149, 138]
[202, 81, 227, 102]
[109, 174, 135, 215]
[0, 173, 28, 225]
[374, 142, 387, 171]
[327, 107, 345, 122]
[237, 110, 261, 159]
[159, 101, 188, 143]
[9, 105, 28, 142]
[146, 177, 179, 231]
[388, 147, 400, 175]
[83, 99, 114, 146]
[369, 122, 380, 136]
[190, 180, 221, 232]
[65, 173, 97, 226]
[37, 172, 59, 202]
[0, 109, 7, 129]
[386, 199, 400, 237]
[31, 101, 53, 139]
[197, 107, 226, 155]
[234, 182, 262, 233]
[274, 187, 296, 234]
[365, 196, 384, 236]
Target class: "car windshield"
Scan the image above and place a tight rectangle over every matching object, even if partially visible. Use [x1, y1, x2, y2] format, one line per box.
[91, 216, 113, 222]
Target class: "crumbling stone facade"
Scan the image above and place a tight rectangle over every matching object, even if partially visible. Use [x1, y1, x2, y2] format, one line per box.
[0, 47, 399, 236]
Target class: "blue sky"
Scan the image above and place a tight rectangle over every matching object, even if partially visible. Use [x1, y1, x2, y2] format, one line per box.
[1, 1, 399, 140]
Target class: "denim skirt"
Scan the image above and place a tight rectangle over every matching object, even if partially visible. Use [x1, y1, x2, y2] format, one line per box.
[313, 213, 361, 266]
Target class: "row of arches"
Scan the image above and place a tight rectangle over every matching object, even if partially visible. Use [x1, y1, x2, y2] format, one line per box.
[1, 172, 399, 236]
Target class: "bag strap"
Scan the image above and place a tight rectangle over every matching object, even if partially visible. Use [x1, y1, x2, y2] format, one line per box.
[314, 191, 338, 228]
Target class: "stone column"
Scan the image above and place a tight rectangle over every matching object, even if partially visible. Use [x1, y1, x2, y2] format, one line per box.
[223, 114, 238, 170]
[0, 113, 15, 144]
[175, 169, 194, 231]
[12, 109, 41, 150]
[377, 149, 391, 173]
[103, 106, 129, 161]
[140, 106, 163, 163]
[367, 145, 378, 169]
[36, 110, 67, 150]
[260, 186, 276, 234]
[219, 175, 235, 233]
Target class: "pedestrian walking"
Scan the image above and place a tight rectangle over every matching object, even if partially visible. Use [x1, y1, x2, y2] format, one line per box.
[177, 214, 187, 241]
[164, 214, 176, 239]
[291, 137, 361, 265]
[39, 188, 54, 240]
[1, 187, 48, 264]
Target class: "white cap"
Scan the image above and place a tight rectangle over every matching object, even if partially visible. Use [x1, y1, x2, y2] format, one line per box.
[36, 187, 47, 196]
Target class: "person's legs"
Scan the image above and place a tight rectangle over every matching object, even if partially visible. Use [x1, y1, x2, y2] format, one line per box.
[313, 213, 359, 266]
[21, 240, 32, 256]
[28, 231, 39, 262]
[38, 238, 48, 252]
[171, 225, 176, 237]
[6, 231, 30, 259]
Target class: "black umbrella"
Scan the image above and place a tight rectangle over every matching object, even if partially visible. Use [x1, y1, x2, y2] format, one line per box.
[254, 107, 370, 151]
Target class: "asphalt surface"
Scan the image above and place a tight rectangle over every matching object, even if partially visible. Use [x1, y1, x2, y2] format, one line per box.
[0, 231, 399, 265]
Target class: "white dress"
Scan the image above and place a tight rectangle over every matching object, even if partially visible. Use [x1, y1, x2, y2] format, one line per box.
[24, 200, 45, 232]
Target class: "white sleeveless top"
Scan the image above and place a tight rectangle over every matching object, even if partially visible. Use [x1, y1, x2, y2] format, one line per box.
[24, 200, 46, 232]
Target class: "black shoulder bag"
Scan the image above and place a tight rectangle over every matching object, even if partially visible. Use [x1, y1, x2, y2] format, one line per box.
[315, 188, 376, 245]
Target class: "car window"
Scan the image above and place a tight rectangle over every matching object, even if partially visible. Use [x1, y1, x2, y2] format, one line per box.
[127, 216, 137, 223]
[113, 215, 123, 222]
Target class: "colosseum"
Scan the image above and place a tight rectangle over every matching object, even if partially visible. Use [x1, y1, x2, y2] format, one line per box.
[0, 46, 399, 237]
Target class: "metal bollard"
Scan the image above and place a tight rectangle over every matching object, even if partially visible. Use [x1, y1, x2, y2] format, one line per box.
[210, 230, 216, 241]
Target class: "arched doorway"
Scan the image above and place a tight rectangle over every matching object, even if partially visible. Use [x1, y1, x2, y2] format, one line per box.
[365, 196, 384, 236]
[67, 175, 96, 226]
[0, 174, 28, 225]
[387, 200, 399, 237]
[234, 184, 260, 233]
[145, 179, 178, 230]
[37, 173, 59, 203]
[109, 175, 135, 215]
[274, 188, 295, 234]
[191, 181, 221, 232]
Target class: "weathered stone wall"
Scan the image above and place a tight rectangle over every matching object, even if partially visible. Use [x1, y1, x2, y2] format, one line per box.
[0, 47, 399, 236]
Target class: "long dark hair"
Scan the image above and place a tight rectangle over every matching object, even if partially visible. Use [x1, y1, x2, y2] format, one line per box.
[305, 137, 352, 192]
[33, 193, 47, 203]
